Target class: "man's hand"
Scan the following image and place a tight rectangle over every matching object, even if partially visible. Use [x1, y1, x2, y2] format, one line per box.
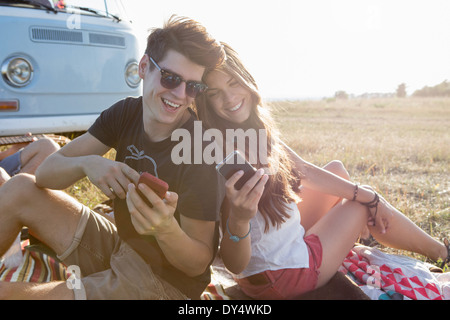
[126, 182, 178, 236]
[84, 157, 140, 199]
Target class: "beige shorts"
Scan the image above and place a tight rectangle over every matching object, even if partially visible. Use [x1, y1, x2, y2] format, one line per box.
[57, 205, 187, 300]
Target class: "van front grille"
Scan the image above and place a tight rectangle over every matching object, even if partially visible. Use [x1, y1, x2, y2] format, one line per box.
[30, 27, 126, 48]
[31, 27, 83, 43]
[89, 33, 125, 47]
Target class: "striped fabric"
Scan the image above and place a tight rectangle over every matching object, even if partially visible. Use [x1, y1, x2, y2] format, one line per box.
[201, 282, 230, 300]
[0, 244, 67, 283]
[1, 243, 232, 300]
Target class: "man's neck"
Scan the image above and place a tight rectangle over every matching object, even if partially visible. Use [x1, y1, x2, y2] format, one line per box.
[143, 109, 191, 142]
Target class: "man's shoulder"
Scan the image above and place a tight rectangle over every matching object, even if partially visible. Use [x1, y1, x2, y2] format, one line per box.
[102, 96, 143, 124]
[111, 96, 142, 111]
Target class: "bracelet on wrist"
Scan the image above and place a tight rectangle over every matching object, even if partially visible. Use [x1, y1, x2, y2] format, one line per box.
[226, 218, 251, 243]
[360, 192, 380, 222]
[352, 183, 359, 201]
[360, 192, 379, 208]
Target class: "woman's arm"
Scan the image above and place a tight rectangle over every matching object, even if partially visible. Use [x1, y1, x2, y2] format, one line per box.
[282, 141, 375, 203]
[218, 198, 253, 274]
[283, 141, 394, 233]
[218, 169, 268, 274]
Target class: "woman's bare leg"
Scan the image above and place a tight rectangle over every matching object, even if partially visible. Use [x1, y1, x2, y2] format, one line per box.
[309, 199, 448, 289]
[19, 138, 60, 175]
[306, 200, 369, 288]
[297, 160, 350, 231]
[368, 206, 447, 262]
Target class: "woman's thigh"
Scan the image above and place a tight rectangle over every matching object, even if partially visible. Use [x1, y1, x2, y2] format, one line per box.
[298, 160, 350, 231]
[306, 200, 369, 288]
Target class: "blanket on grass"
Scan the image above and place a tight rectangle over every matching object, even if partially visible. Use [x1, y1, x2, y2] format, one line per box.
[1, 244, 448, 300]
[338, 246, 450, 300]
[201, 245, 449, 300]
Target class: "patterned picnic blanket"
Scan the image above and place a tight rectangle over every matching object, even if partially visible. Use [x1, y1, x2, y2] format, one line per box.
[338, 246, 450, 300]
[2, 242, 449, 300]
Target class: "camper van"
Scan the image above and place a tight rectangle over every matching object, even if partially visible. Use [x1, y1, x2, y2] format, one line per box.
[0, 0, 142, 136]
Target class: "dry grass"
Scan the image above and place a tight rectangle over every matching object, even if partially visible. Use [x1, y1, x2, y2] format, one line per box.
[7, 97, 445, 265]
[270, 97, 449, 263]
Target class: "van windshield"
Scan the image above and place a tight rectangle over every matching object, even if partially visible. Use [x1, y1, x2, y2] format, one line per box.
[0, 0, 127, 21]
[54, 0, 126, 21]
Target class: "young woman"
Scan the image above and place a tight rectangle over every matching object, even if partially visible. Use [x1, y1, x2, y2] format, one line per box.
[195, 42, 449, 299]
[0, 134, 60, 187]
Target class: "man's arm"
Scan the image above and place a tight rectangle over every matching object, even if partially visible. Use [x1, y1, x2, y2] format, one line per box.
[158, 214, 217, 277]
[36, 132, 139, 199]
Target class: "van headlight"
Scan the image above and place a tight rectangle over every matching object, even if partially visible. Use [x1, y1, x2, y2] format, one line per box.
[1, 57, 34, 87]
[125, 61, 140, 88]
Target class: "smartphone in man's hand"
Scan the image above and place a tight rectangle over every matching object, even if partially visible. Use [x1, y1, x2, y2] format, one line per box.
[138, 172, 169, 203]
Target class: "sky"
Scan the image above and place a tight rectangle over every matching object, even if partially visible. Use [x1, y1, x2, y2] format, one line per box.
[123, 0, 450, 100]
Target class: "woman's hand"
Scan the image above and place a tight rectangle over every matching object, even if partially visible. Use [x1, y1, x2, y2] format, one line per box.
[225, 168, 269, 222]
[367, 195, 395, 234]
[360, 185, 394, 234]
[219, 168, 268, 274]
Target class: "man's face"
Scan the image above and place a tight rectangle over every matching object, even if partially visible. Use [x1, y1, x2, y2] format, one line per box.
[139, 49, 205, 128]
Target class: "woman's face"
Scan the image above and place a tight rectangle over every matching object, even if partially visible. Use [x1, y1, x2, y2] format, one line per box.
[204, 70, 253, 124]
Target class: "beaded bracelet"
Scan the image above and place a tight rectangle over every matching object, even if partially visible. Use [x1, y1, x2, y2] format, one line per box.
[360, 192, 380, 221]
[360, 192, 380, 208]
[226, 218, 251, 242]
[352, 184, 359, 201]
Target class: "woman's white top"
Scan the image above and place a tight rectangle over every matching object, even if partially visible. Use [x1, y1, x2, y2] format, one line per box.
[235, 201, 310, 279]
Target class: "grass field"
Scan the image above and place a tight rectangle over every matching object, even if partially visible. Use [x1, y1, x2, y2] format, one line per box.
[49, 97, 450, 266]
[270, 97, 449, 263]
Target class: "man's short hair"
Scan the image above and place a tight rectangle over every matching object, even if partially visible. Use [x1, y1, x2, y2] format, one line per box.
[145, 15, 225, 72]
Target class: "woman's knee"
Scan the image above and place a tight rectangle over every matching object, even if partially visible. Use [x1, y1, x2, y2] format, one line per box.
[23, 138, 59, 160]
[38, 137, 60, 154]
[343, 199, 371, 223]
[323, 160, 350, 180]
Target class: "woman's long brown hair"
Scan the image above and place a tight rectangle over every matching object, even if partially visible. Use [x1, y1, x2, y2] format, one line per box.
[195, 42, 302, 232]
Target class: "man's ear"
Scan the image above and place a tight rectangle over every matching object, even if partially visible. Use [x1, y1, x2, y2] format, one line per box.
[139, 54, 149, 79]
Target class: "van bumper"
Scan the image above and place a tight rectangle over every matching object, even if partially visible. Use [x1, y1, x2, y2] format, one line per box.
[0, 114, 99, 136]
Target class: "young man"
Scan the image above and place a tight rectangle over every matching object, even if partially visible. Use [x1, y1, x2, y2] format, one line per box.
[0, 16, 225, 300]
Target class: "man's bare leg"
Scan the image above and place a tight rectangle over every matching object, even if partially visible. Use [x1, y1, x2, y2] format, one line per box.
[0, 173, 83, 299]
[0, 281, 73, 300]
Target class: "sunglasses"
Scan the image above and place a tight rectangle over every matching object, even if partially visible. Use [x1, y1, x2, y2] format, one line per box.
[149, 56, 208, 98]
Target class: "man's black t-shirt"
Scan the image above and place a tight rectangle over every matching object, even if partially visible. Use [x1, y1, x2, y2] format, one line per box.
[88, 96, 224, 299]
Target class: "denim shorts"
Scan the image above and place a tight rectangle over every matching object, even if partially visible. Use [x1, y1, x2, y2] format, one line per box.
[58, 205, 187, 300]
[0, 150, 22, 176]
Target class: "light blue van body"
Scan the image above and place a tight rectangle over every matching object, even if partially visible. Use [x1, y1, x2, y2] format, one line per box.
[0, 0, 142, 136]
